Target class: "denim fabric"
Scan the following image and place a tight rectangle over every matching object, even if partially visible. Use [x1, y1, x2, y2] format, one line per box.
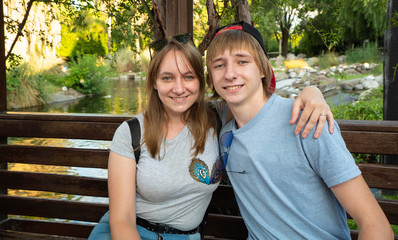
[88, 211, 200, 240]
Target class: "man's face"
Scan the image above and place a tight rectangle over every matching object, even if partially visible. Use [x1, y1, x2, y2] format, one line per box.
[209, 49, 265, 108]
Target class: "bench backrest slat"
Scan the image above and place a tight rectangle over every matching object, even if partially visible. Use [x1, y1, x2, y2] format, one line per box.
[0, 170, 108, 197]
[0, 145, 108, 168]
[0, 195, 108, 223]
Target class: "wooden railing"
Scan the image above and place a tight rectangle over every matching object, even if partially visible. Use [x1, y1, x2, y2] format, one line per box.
[0, 113, 397, 240]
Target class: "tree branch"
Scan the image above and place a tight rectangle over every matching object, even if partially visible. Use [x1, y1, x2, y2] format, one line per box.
[198, 0, 220, 55]
[5, 0, 36, 61]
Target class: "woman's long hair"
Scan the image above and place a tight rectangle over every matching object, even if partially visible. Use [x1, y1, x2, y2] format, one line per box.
[144, 38, 217, 158]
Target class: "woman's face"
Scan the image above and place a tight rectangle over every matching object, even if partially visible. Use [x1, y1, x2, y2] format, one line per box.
[154, 49, 200, 119]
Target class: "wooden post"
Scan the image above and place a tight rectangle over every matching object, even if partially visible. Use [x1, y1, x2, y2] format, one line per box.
[0, 0, 7, 223]
[0, 0, 6, 113]
[383, 0, 398, 164]
[165, 0, 193, 37]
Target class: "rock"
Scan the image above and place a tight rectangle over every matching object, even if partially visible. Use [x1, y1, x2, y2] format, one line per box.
[354, 84, 364, 90]
[363, 81, 379, 89]
[48, 88, 85, 103]
[307, 57, 319, 66]
[286, 53, 296, 60]
[344, 69, 361, 75]
[275, 72, 289, 81]
[288, 71, 298, 78]
[318, 78, 337, 93]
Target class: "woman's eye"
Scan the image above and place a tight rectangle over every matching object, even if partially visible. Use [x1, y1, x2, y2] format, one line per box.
[185, 75, 195, 80]
[162, 76, 171, 81]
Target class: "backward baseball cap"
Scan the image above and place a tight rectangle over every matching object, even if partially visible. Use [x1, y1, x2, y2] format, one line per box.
[210, 21, 276, 93]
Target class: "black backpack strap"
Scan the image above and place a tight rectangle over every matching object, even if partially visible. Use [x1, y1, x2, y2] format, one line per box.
[126, 117, 141, 163]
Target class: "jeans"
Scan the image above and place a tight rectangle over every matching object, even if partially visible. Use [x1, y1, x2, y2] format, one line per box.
[88, 211, 201, 240]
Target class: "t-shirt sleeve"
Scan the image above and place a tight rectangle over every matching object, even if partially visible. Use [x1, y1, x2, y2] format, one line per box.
[301, 121, 361, 188]
[109, 121, 136, 160]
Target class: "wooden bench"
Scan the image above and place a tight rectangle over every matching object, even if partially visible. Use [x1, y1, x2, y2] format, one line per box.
[0, 113, 397, 239]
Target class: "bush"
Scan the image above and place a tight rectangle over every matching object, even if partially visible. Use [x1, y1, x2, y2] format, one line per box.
[62, 54, 113, 96]
[6, 63, 58, 108]
[345, 42, 381, 64]
[330, 87, 383, 121]
[318, 52, 339, 69]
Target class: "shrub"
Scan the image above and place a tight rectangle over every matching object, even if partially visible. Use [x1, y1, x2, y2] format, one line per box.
[7, 63, 47, 108]
[345, 42, 381, 64]
[318, 52, 339, 69]
[62, 54, 113, 95]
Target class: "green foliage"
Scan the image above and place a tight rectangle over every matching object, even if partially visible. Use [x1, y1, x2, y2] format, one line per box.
[61, 55, 113, 96]
[335, 0, 387, 41]
[6, 63, 56, 108]
[57, 14, 108, 59]
[318, 52, 339, 69]
[330, 87, 383, 121]
[5, 53, 23, 70]
[111, 47, 149, 73]
[345, 42, 382, 64]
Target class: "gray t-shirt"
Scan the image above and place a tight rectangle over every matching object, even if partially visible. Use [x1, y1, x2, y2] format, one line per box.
[109, 113, 220, 231]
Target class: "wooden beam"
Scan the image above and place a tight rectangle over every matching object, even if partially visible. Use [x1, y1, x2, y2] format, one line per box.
[0, 0, 6, 221]
[383, 0, 398, 164]
[165, 0, 193, 37]
[0, 0, 6, 112]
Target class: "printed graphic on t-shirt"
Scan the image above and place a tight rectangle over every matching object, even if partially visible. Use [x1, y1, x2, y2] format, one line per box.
[189, 157, 224, 184]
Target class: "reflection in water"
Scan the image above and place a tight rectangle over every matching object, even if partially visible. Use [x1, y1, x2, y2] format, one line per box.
[8, 79, 145, 206]
[14, 79, 147, 114]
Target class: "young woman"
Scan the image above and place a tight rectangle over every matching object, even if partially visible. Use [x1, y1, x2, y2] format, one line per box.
[89, 34, 334, 240]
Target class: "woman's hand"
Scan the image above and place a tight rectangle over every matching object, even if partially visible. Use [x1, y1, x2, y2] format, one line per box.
[290, 86, 334, 139]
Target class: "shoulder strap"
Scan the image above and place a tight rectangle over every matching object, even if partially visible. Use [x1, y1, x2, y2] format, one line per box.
[126, 117, 141, 163]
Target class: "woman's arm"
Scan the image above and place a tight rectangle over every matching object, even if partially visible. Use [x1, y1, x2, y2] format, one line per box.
[291, 86, 334, 139]
[331, 175, 394, 240]
[108, 151, 141, 240]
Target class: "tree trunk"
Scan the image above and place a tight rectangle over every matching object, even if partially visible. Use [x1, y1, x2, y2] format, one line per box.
[234, 0, 251, 23]
[150, 0, 166, 41]
[281, 26, 289, 58]
[107, 13, 112, 55]
[198, 0, 220, 55]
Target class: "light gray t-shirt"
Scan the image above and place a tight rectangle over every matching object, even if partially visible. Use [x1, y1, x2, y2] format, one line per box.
[109, 113, 220, 231]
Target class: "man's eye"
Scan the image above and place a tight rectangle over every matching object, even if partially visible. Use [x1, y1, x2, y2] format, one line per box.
[238, 60, 248, 64]
[214, 64, 224, 69]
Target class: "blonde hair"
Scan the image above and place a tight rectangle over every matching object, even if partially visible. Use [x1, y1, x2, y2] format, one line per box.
[144, 38, 217, 158]
[206, 30, 273, 99]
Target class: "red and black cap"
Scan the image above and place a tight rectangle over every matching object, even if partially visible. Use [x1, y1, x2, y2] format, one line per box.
[210, 21, 276, 93]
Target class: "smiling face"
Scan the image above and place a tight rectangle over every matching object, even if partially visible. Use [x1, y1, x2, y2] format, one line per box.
[209, 49, 265, 108]
[154, 49, 200, 119]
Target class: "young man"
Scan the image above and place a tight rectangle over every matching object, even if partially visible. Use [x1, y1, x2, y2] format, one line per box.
[206, 21, 393, 239]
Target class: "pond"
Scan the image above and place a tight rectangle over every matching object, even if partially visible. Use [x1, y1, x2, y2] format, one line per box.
[9, 79, 147, 204]
[14, 78, 148, 115]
